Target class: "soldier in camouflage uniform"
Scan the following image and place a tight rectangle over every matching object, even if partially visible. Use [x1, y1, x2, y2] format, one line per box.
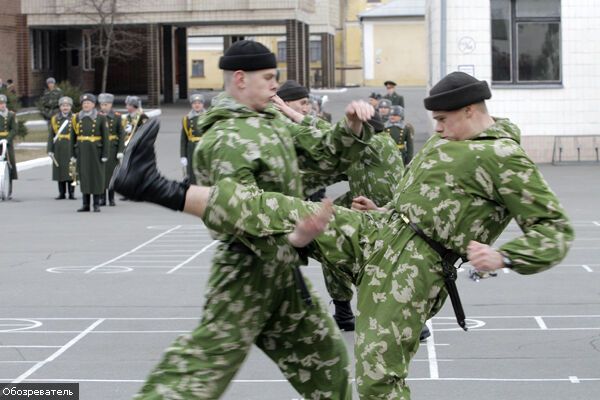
[71, 94, 109, 212]
[40, 77, 63, 120]
[384, 105, 414, 165]
[383, 80, 404, 107]
[47, 96, 76, 200]
[0, 94, 17, 199]
[98, 93, 124, 206]
[180, 93, 205, 184]
[113, 72, 574, 399]
[114, 40, 376, 400]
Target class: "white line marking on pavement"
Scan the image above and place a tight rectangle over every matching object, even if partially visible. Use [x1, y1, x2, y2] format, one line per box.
[569, 376, 580, 383]
[592, 221, 600, 227]
[85, 226, 182, 273]
[0, 345, 61, 348]
[581, 265, 593, 272]
[534, 316, 548, 330]
[11, 319, 105, 383]
[425, 320, 439, 379]
[166, 240, 219, 274]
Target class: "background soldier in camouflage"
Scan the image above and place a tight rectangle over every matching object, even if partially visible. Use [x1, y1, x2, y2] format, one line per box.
[0, 94, 17, 199]
[383, 80, 404, 107]
[71, 94, 109, 212]
[384, 105, 414, 165]
[40, 77, 63, 120]
[98, 93, 124, 206]
[47, 96, 76, 200]
[180, 93, 205, 184]
[113, 72, 574, 399]
[115, 40, 376, 400]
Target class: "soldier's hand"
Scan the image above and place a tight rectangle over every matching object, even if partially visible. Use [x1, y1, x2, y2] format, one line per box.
[180, 157, 188, 167]
[467, 241, 504, 272]
[116, 153, 123, 160]
[351, 196, 380, 212]
[47, 152, 54, 157]
[271, 95, 304, 123]
[345, 101, 375, 136]
[287, 199, 335, 248]
[70, 157, 76, 162]
[101, 157, 108, 163]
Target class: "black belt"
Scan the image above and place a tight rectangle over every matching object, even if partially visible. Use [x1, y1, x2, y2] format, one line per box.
[227, 240, 313, 307]
[400, 214, 468, 331]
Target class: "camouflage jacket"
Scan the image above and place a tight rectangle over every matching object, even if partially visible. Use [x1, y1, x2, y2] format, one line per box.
[193, 93, 373, 238]
[393, 118, 573, 274]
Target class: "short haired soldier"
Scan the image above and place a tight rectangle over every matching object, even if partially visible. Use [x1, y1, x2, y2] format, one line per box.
[98, 93, 124, 206]
[385, 105, 415, 165]
[71, 94, 109, 212]
[112, 71, 574, 398]
[0, 94, 18, 199]
[47, 96, 76, 200]
[180, 93, 205, 184]
[40, 77, 63, 121]
[276, 80, 311, 116]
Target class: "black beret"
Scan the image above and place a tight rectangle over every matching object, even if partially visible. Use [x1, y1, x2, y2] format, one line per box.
[424, 72, 491, 111]
[384, 80, 397, 87]
[369, 92, 381, 100]
[219, 40, 277, 71]
[277, 80, 309, 102]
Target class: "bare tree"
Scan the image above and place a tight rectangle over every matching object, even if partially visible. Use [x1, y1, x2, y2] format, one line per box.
[75, 0, 146, 92]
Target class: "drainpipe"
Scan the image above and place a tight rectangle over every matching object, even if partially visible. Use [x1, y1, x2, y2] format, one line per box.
[440, 0, 447, 79]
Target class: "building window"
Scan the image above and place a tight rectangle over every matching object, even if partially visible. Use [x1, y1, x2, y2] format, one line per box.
[82, 32, 94, 71]
[492, 0, 561, 84]
[309, 40, 321, 63]
[31, 30, 51, 71]
[277, 42, 286, 62]
[192, 60, 205, 77]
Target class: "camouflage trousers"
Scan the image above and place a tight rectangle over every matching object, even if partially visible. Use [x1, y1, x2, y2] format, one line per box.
[204, 179, 449, 399]
[134, 243, 352, 400]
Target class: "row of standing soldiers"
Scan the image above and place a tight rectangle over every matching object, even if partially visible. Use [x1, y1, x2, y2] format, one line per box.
[47, 93, 148, 211]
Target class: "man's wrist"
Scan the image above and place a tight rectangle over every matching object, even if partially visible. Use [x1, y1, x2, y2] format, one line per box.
[500, 252, 513, 269]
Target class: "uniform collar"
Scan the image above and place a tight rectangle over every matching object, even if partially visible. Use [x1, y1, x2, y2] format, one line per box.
[79, 108, 98, 120]
[0, 109, 8, 118]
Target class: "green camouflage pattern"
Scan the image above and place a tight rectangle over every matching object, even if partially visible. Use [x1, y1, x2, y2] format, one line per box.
[40, 88, 63, 120]
[201, 117, 574, 399]
[135, 92, 373, 399]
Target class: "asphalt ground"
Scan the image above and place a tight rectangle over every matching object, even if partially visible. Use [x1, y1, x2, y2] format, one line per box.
[1, 88, 599, 399]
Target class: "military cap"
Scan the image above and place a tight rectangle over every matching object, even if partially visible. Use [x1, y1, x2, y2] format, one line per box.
[377, 99, 392, 109]
[390, 105, 405, 118]
[46, 77, 56, 85]
[277, 80, 309, 102]
[0, 94, 7, 103]
[125, 96, 141, 108]
[384, 80, 397, 87]
[369, 92, 381, 100]
[98, 93, 115, 104]
[189, 93, 204, 104]
[219, 40, 277, 71]
[58, 96, 73, 106]
[80, 93, 96, 104]
[424, 71, 491, 111]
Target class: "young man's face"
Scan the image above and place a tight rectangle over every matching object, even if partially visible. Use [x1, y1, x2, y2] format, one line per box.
[191, 101, 204, 112]
[0, 102, 6, 111]
[286, 97, 311, 116]
[126, 104, 136, 114]
[389, 115, 402, 123]
[244, 69, 279, 111]
[386, 85, 395, 94]
[47, 82, 55, 90]
[100, 102, 112, 113]
[81, 101, 95, 112]
[379, 107, 390, 116]
[59, 103, 72, 114]
[433, 108, 472, 141]
[368, 97, 379, 107]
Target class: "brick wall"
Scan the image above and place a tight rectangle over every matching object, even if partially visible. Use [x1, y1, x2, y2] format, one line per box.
[0, 0, 21, 96]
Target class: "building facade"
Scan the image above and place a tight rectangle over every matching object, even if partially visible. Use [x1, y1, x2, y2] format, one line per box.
[427, 0, 600, 162]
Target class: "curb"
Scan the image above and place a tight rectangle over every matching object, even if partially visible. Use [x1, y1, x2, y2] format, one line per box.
[17, 156, 52, 172]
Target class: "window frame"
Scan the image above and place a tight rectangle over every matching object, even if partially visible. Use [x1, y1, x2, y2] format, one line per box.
[82, 32, 95, 71]
[491, 0, 562, 86]
[191, 59, 205, 78]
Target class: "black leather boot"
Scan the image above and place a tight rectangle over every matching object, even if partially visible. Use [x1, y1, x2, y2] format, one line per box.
[111, 118, 189, 211]
[420, 324, 431, 341]
[108, 189, 116, 206]
[333, 300, 355, 331]
[77, 194, 90, 212]
[92, 195, 101, 212]
[99, 191, 106, 206]
[68, 182, 76, 200]
[55, 181, 66, 200]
